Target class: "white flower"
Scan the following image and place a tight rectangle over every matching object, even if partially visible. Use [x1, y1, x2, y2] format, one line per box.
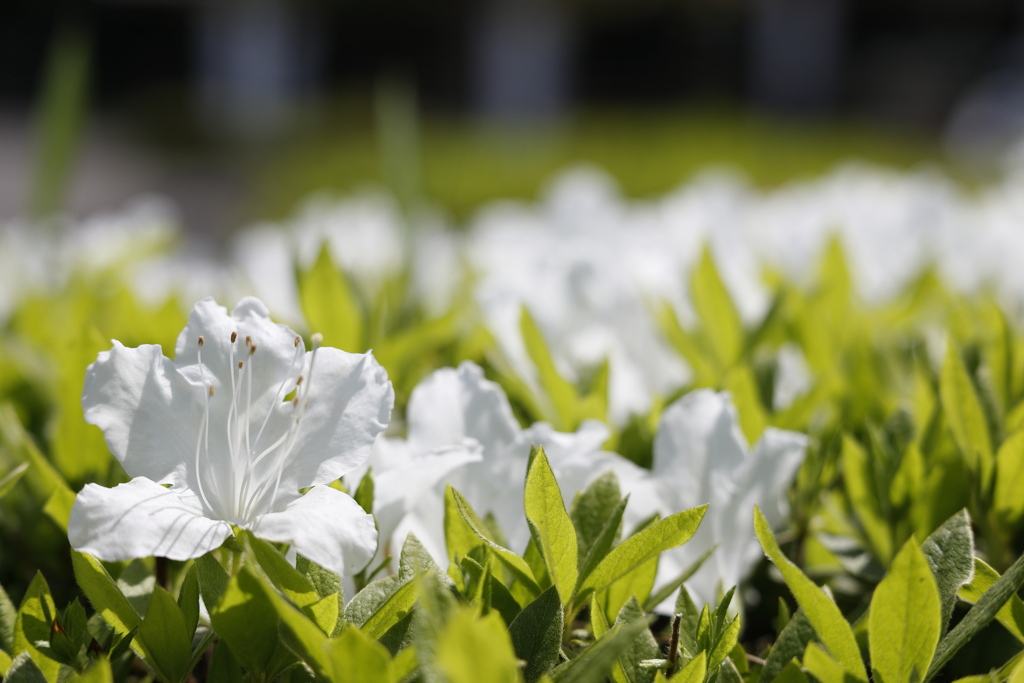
[68, 297, 394, 576]
[611, 389, 807, 609]
[391, 361, 619, 562]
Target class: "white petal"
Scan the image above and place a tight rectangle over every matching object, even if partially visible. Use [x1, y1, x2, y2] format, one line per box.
[173, 297, 305, 415]
[252, 486, 377, 576]
[82, 342, 202, 484]
[373, 443, 482, 548]
[406, 362, 520, 455]
[278, 348, 393, 490]
[652, 389, 746, 509]
[69, 478, 231, 561]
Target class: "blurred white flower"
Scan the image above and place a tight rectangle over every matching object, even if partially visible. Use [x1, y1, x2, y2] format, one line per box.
[610, 389, 807, 610]
[69, 297, 394, 576]
[391, 361, 620, 562]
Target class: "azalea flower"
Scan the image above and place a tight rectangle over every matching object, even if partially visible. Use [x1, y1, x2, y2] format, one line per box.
[68, 297, 394, 576]
[610, 389, 807, 609]
[390, 361, 618, 562]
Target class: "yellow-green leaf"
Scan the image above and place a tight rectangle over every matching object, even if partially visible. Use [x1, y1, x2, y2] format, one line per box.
[299, 243, 364, 351]
[524, 447, 579, 607]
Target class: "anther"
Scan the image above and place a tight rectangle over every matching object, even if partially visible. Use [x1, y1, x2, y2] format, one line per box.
[231, 331, 237, 343]
[293, 397, 299, 407]
[246, 335, 252, 346]
[209, 386, 215, 397]
[249, 344, 257, 355]
[311, 333, 323, 346]
[296, 376, 304, 385]
[294, 336, 301, 347]
[198, 336, 204, 347]
[238, 361, 244, 369]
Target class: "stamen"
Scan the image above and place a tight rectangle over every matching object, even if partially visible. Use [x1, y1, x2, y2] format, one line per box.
[238, 361, 244, 369]
[198, 336, 204, 346]
[231, 331, 237, 343]
[193, 343, 215, 514]
[249, 344, 257, 355]
[209, 386, 215, 397]
[296, 376, 303, 385]
[294, 336, 301, 347]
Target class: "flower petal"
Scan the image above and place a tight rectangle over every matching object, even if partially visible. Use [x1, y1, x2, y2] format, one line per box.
[276, 348, 393, 490]
[252, 485, 377, 576]
[373, 443, 482, 548]
[69, 478, 231, 561]
[406, 362, 520, 456]
[82, 342, 202, 484]
[652, 389, 746, 508]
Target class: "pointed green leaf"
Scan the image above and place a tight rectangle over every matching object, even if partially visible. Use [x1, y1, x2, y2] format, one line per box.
[509, 586, 564, 683]
[958, 559, 1024, 643]
[525, 447, 579, 606]
[759, 610, 818, 683]
[14, 573, 61, 682]
[869, 539, 941, 683]
[299, 243, 364, 351]
[521, 306, 578, 430]
[437, 609, 520, 683]
[0, 462, 29, 499]
[614, 596, 659, 683]
[691, 246, 743, 369]
[451, 487, 541, 596]
[995, 430, 1024, 526]
[551, 619, 649, 683]
[940, 341, 993, 484]
[571, 471, 622, 564]
[674, 650, 707, 683]
[176, 564, 200, 641]
[920, 510, 974, 632]
[927, 549, 1024, 681]
[3, 653, 48, 683]
[754, 506, 867, 681]
[580, 506, 706, 599]
[138, 587, 193, 683]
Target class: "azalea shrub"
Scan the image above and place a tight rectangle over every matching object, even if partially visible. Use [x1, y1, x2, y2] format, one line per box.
[3, 162, 1024, 682]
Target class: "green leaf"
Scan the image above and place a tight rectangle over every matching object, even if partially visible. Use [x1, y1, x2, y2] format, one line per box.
[176, 565, 200, 641]
[1, 582, 17, 655]
[3, 652, 48, 683]
[444, 485, 485, 564]
[0, 462, 29, 499]
[613, 597, 659, 683]
[71, 553, 144, 655]
[927, 549, 1024, 681]
[521, 306, 578, 430]
[840, 435, 892, 565]
[869, 538, 941, 683]
[525, 447, 579, 607]
[76, 657, 114, 683]
[299, 243, 364, 352]
[361, 580, 419, 641]
[723, 365, 768, 443]
[207, 568, 295, 679]
[325, 627, 395, 683]
[14, 572, 61, 681]
[994, 430, 1024, 526]
[759, 610, 818, 683]
[958, 559, 1024, 643]
[709, 616, 741, 673]
[570, 471, 622, 565]
[509, 586, 564, 683]
[580, 506, 707, 600]
[673, 650, 707, 683]
[771, 659, 810, 683]
[691, 245, 743, 369]
[940, 341, 993, 485]
[578, 497, 629, 600]
[601, 554, 658, 628]
[803, 642, 859, 683]
[354, 469, 375, 515]
[237, 530, 319, 609]
[437, 609, 520, 683]
[451, 487, 541, 596]
[208, 645, 244, 683]
[920, 509, 974, 632]
[551, 619, 648, 683]
[137, 587, 193, 683]
[753, 506, 867, 681]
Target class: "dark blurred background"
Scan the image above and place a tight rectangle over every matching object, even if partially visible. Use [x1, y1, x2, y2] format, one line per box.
[2, 0, 1023, 235]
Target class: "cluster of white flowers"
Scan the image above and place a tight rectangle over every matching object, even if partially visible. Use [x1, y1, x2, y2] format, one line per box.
[67, 297, 803, 612]
[17, 156, 1024, 609]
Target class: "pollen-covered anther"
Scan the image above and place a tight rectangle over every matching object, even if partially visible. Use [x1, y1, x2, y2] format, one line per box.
[294, 335, 301, 347]
[249, 344, 257, 355]
[230, 331, 237, 343]
[296, 375, 304, 385]
[198, 336, 204, 347]
[238, 361, 244, 369]
[208, 386, 215, 397]
[311, 333, 323, 347]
